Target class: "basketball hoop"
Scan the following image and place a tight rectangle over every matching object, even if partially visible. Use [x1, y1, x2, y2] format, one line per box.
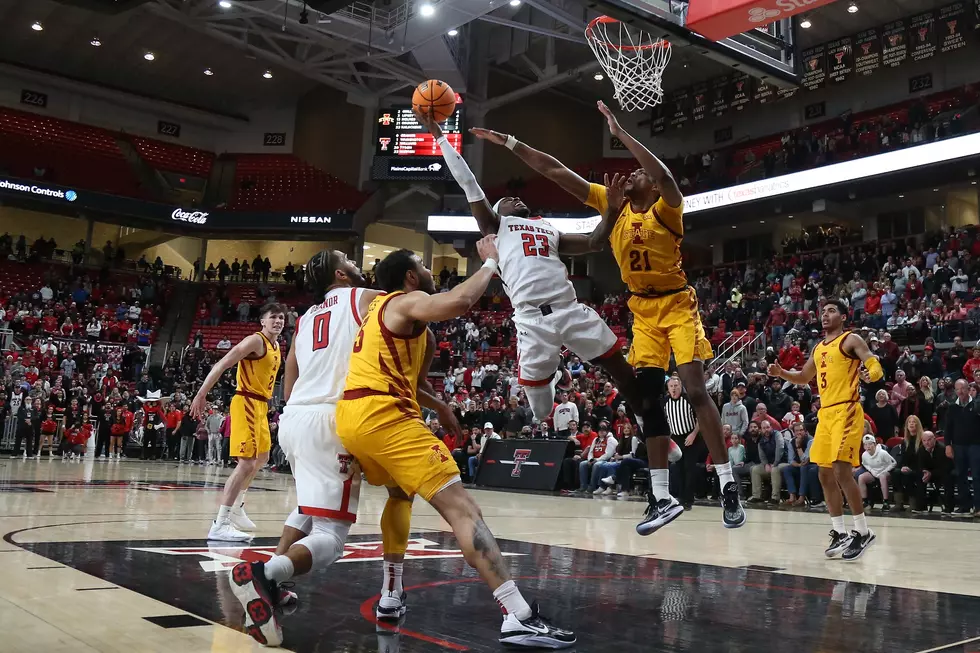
[585, 16, 671, 112]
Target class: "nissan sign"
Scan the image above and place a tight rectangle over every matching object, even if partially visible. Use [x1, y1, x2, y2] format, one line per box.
[171, 208, 209, 224]
[290, 216, 334, 224]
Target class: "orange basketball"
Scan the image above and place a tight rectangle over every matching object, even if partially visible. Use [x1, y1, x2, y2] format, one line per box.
[412, 79, 456, 123]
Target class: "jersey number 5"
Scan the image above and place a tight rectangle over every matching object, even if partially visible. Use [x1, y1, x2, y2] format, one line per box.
[312, 313, 331, 351]
[521, 233, 550, 257]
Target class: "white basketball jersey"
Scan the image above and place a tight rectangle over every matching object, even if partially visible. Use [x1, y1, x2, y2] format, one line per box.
[496, 215, 576, 310]
[288, 287, 366, 406]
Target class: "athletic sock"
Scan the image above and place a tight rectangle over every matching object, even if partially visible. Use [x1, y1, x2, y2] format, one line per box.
[649, 468, 670, 502]
[493, 580, 532, 621]
[216, 504, 232, 524]
[236, 490, 247, 509]
[714, 461, 735, 488]
[831, 515, 846, 535]
[383, 562, 404, 595]
[264, 554, 294, 583]
[852, 513, 869, 536]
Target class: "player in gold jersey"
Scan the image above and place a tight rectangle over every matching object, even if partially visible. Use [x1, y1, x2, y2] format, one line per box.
[336, 237, 575, 649]
[191, 302, 284, 542]
[475, 101, 744, 534]
[768, 299, 884, 561]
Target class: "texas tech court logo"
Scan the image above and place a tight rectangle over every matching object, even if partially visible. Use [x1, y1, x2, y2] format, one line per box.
[130, 539, 522, 572]
[511, 449, 532, 477]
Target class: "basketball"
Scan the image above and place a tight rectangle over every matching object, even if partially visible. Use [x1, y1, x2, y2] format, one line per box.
[412, 79, 456, 123]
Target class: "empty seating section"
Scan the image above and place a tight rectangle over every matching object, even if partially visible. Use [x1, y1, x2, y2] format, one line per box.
[0, 107, 144, 198]
[229, 154, 367, 212]
[128, 136, 214, 178]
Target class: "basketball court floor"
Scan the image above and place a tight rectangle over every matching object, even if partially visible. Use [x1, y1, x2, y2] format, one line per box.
[1, 459, 978, 653]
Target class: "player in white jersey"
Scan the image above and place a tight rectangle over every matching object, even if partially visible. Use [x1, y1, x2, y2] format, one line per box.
[421, 111, 650, 426]
[229, 250, 460, 646]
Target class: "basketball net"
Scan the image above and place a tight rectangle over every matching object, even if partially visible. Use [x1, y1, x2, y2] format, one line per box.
[585, 16, 671, 112]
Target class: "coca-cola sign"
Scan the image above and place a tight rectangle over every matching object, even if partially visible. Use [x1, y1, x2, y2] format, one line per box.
[171, 208, 209, 224]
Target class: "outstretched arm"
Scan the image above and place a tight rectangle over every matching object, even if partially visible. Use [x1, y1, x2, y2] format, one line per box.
[418, 110, 499, 235]
[558, 172, 628, 255]
[387, 235, 499, 325]
[597, 101, 682, 208]
[843, 333, 885, 381]
[416, 328, 463, 438]
[471, 128, 590, 203]
[190, 333, 264, 417]
[768, 352, 817, 386]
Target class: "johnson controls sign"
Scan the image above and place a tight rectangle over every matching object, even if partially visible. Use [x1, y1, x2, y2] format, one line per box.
[0, 178, 77, 202]
[686, 0, 838, 41]
[171, 208, 209, 224]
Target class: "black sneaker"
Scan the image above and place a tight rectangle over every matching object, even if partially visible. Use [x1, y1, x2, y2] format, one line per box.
[499, 601, 576, 649]
[824, 530, 851, 559]
[229, 561, 282, 646]
[721, 482, 746, 528]
[881, 501, 890, 512]
[636, 496, 684, 536]
[841, 529, 876, 561]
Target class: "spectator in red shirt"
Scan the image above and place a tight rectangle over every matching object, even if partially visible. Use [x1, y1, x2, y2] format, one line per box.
[768, 304, 788, 348]
[962, 347, 980, 384]
[39, 405, 59, 457]
[560, 420, 595, 489]
[165, 404, 184, 461]
[41, 311, 58, 334]
[777, 340, 804, 370]
[751, 403, 782, 431]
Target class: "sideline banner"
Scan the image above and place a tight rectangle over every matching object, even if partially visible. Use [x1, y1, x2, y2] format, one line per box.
[475, 439, 568, 491]
[0, 177, 355, 233]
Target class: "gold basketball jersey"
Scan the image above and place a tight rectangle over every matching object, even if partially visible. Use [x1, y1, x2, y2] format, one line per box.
[813, 332, 860, 408]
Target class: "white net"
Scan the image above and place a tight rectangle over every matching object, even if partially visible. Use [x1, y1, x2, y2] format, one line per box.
[585, 17, 671, 112]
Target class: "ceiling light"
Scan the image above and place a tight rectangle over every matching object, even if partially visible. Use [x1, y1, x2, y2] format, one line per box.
[788, 215, 794, 218]
[759, 220, 765, 224]
[847, 2, 858, 12]
[509, 0, 521, 6]
[90, 37, 101, 47]
[263, 70, 273, 79]
[933, 188, 939, 191]
[447, 28, 458, 36]
[898, 194, 904, 198]
[972, 181, 977, 185]
[419, 3, 435, 17]
[593, 72, 604, 81]
[204, 68, 214, 76]
[144, 52, 155, 61]
[731, 225, 736, 229]
[219, 0, 232, 8]
[31, 21, 43, 31]
[799, 16, 812, 28]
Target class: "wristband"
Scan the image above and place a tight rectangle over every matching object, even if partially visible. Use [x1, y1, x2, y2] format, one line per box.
[436, 135, 448, 145]
[504, 135, 518, 150]
[482, 258, 498, 273]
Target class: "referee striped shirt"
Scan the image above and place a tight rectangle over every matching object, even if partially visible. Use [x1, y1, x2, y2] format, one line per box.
[663, 394, 697, 437]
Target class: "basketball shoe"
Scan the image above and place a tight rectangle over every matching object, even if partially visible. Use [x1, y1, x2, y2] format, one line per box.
[376, 590, 408, 621]
[720, 481, 746, 528]
[841, 529, 876, 561]
[208, 519, 252, 542]
[636, 491, 684, 536]
[499, 602, 576, 649]
[824, 530, 852, 558]
[229, 561, 283, 647]
[230, 504, 256, 530]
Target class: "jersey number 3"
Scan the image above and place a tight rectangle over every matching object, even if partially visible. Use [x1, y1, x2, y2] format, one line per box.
[312, 313, 331, 351]
[521, 233, 550, 257]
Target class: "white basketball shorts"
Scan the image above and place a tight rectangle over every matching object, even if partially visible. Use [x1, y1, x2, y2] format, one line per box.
[278, 403, 361, 523]
[514, 300, 619, 385]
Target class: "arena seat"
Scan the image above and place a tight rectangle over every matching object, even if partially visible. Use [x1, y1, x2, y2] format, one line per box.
[229, 154, 368, 212]
[127, 136, 214, 178]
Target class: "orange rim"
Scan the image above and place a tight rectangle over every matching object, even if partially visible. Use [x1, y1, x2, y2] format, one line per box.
[585, 16, 670, 52]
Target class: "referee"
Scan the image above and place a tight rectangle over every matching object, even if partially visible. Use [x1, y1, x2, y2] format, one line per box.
[664, 376, 705, 510]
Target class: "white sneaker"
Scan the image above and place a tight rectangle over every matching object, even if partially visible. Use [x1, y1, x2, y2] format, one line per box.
[601, 476, 615, 486]
[230, 505, 256, 531]
[376, 590, 407, 620]
[617, 491, 629, 498]
[208, 520, 253, 542]
[601, 487, 615, 496]
[592, 487, 604, 495]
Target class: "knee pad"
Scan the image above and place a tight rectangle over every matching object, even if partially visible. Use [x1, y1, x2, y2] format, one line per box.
[297, 517, 351, 570]
[522, 383, 556, 423]
[380, 495, 413, 557]
[284, 507, 312, 534]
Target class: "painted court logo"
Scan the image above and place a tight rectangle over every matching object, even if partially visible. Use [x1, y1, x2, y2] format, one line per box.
[130, 538, 522, 572]
[511, 449, 532, 477]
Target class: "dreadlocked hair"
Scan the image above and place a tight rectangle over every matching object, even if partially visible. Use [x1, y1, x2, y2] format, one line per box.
[306, 250, 338, 297]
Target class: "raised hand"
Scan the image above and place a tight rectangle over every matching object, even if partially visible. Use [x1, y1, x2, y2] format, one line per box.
[413, 106, 443, 138]
[470, 128, 509, 145]
[604, 172, 628, 210]
[597, 100, 622, 137]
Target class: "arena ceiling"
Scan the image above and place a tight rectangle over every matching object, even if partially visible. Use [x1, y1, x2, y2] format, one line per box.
[0, 0, 961, 120]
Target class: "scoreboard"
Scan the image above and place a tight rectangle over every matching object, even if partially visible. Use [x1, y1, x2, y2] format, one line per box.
[375, 106, 463, 156]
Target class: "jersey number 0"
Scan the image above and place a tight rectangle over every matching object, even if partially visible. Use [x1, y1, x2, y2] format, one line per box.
[312, 313, 331, 350]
